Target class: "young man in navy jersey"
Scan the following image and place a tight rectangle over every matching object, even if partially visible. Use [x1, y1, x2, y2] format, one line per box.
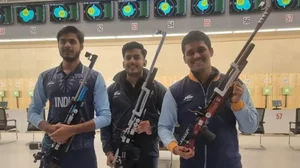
[27, 26, 111, 168]
[158, 30, 258, 168]
[100, 41, 166, 168]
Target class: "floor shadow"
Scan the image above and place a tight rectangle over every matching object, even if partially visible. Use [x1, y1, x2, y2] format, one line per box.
[240, 145, 266, 150]
[0, 140, 17, 145]
[288, 145, 300, 151]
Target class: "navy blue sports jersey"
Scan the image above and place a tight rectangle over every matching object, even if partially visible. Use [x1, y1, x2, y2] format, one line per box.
[28, 62, 111, 167]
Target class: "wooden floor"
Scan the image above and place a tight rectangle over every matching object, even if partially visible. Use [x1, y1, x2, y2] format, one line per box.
[0, 132, 300, 168]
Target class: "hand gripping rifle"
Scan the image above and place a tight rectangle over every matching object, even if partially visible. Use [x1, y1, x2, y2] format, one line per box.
[112, 30, 167, 168]
[178, 7, 272, 149]
[33, 52, 98, 168]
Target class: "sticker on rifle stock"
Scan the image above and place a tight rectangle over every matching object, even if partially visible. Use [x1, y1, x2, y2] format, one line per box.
[205, 113, 211, 118]
[198, 120, 203, 125]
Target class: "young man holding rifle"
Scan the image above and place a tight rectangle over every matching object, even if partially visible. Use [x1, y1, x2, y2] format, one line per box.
[100, 41, 166, 168]
[27, 26, 111, 168]
[157, 30, 258, 168]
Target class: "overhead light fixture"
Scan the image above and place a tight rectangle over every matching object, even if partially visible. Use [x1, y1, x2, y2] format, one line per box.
[0, 28, 300, 43]
[233, 29, 277, 33]
[233, 30, 253, 33]
[116, 35, 153, 39]
[0, 38, 57, 42]
[205, 31, 233, 35]
[167, 33, 187, 37]
[152, 33, 187, 37]
[276, 28, 300, 31]
[44, 38, 56, 41]
[85, 36, 116, 40]
[0, 39, 13, 42]
[259, 29, 276, 32]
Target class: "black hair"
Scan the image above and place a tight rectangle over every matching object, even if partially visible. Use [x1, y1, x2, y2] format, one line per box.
[56, 26, 84, 44]
[122, 41, 147, 58]
[181, 30, 212, 54]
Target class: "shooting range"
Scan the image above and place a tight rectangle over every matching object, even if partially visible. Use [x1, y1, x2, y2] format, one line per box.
[0, 0, 300, 168]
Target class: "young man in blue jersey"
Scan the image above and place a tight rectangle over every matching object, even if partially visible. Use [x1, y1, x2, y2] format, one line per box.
[27, 26, 111, 168]
[158, 30, 258, 168]
[100, 41, 166, 168]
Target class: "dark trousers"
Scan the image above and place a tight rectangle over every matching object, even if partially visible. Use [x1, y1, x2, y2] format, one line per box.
[128, 155, 158, 168]
[41, 147, 97, 168]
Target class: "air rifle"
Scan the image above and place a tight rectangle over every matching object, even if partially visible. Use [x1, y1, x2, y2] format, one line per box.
[112, 30, 167, 168]
[178, 7, 272, 149]
[33, 52, 98, 168]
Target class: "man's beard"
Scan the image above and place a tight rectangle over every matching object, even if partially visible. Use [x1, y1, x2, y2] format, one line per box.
[126, 68, 143, 78]
[127, 71, 141, 77]
[126, 65, 142, 76]
[61, 52, 80, 62]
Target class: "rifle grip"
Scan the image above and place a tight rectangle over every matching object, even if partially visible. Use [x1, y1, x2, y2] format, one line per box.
[201, 125, 216, 141]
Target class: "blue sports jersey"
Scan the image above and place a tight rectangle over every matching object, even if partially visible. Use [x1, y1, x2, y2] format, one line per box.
[27, 62, 111, 167]
[158, 67, 258, 168]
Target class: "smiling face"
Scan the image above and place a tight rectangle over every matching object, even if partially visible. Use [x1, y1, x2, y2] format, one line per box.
[123, 48, 146, 77]
[58, 33, 83, 62]
[183, 40, 213, 73]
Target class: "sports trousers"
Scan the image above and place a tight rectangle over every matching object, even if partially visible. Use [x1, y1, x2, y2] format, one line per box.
[126, 155, 159, 168]
[41, 147, 97, 168]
